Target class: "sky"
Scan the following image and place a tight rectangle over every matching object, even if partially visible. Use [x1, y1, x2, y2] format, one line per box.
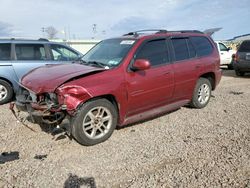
[0, 0, 249, 40]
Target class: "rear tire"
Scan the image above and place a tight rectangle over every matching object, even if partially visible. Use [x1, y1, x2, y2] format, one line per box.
[71, 98, 118, 146]
[235, 70, 245, 76]
[0, 79, 14, 105]
[227, 64, 234, 70]
[190, 78, 212, 109]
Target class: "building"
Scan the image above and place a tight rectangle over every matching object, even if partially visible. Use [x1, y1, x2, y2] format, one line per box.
[52, 39, 100, 54]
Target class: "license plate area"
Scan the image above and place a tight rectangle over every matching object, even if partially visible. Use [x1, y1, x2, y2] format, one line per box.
[246, 53, 250, 60]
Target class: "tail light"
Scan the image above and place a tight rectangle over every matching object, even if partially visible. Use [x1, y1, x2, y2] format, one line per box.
[233, 52, 239, 62]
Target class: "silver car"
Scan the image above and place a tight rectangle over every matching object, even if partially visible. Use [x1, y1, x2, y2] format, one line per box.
[0, 38, 82, 105]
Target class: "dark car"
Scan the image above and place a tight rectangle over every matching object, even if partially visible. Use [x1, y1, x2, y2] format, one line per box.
[0, 38, 82, 105]
[234, 40, 250, 76]
[14, 30, 222, 146]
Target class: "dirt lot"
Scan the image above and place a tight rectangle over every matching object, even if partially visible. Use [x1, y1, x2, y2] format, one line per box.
[0, 69, 249, 188]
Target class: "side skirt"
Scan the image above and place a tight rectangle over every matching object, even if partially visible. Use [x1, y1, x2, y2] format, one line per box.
[122, 99, 190, 126]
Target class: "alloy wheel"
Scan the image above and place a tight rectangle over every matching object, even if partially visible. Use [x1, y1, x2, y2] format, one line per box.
[82, 107, 112, 140]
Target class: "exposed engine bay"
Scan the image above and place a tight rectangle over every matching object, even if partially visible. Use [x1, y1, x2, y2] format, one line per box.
[12, 87, 69, 132]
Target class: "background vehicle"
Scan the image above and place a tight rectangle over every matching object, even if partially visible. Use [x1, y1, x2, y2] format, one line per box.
[15, 30, 221, 146]
[0, 38, 82, 105]
[215, 41, 235, 69]
[233, 40, 250, 76]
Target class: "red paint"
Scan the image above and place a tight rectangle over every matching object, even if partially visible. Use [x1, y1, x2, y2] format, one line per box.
[20, 32, 221, 126]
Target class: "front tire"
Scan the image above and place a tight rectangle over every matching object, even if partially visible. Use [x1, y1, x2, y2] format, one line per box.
[71, 99, 118, 146]
[0, 79, 14, 105]
[190, 78, 212, 109]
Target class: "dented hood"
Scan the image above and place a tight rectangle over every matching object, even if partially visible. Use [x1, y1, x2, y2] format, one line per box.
[21, 64, 104, 94]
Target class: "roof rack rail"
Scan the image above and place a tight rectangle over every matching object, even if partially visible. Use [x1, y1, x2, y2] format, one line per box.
[168, 30, 204, 34]
[123, 29, 204, 37]
[123, 29, 167, 36]
[38, 38, 49, 41]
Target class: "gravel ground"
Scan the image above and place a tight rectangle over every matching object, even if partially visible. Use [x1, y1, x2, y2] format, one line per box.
[0, 69, 250, 188]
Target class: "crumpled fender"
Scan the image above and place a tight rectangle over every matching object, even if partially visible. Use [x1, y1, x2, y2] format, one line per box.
[56, 85, 92, 113]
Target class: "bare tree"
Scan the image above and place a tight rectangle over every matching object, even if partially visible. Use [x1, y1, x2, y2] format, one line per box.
[45, 26, 58, 39]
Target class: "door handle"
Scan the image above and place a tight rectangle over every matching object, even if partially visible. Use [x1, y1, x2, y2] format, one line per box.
[164, 71, 170, 75]
[195, 64, 202, 69]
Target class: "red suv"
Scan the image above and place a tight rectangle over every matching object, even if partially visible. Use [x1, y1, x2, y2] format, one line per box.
[15, 30, 222, 146]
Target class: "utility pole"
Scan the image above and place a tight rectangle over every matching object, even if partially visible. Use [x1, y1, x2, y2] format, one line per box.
[92, 24, 97, 39]
[41, 27, 47, 38]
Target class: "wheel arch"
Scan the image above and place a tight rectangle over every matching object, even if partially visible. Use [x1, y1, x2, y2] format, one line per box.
[199, 72, 215, 90]
[0, 77, 14, 88]
[79, 94, 120, 120]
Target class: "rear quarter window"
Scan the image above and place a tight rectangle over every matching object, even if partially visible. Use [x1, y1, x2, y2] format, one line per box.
[190, 36, 213, 57]
[0, 43, 11, 60]
[238, 41, 250, 52]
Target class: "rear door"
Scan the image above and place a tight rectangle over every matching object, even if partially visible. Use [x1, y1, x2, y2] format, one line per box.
[170, 37, 202, 100]
[0, 43, 19, 89]
[12, 43, 51, 81]
[126, 38, 174, 115]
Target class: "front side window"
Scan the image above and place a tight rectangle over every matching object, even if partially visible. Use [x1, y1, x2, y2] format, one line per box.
[171, 38, 189, 61]
[136, 39, 169, 66]
[51, 44, 79, 61]
[190, 36, 213, 57]
[82, 39, 135, 67]
[15, 44, 46, 60]
[219, 43, 228, 51]
[0, 43, 11, 60]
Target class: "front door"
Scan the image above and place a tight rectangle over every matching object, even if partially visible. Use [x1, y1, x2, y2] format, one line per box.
[126, 38, 174, 116]
[12, 43, 52, 82]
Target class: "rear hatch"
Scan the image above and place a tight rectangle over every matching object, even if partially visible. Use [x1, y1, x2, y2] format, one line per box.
[237, 40, 250, 63]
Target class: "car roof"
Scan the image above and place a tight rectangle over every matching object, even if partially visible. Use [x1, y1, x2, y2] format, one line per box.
[110, 30, 208, 41]
[0, 38, 61, 45]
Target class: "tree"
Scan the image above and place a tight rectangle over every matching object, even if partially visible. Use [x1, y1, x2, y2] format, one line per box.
[46, 26, 58, 39]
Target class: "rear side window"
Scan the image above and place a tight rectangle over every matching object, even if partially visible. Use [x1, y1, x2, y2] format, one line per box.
[238, 41, 250, 52]
[187, 39, 196, 58]
[190, 37, 213, 57]
[0, 43, 11, 60]
[15, 44, 46, 60]
[136, 39, 169, 66]
[171, 38, 189, 61]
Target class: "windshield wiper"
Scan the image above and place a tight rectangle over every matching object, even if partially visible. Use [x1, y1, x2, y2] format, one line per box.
[87, 61, 109, 69]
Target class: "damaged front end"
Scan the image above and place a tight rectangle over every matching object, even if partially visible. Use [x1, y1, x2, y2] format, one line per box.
[12, 84, 92, 131]
[14, 88, 66, 126]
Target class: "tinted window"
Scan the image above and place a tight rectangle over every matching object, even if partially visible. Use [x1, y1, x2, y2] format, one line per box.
[238, 41, 250, 52]
[219, 43, 228, 51]
[172, 38, 189, 61]
[51, 44, 79, 61]
[136, 39, 169, 66]
[190, 37, 213, 57]
[187, 39, 196, 58]
[15, 44, 46, 60]
[0, 43, 11, 60]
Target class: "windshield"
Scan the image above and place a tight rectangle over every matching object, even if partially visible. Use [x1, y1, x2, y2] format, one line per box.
[82, 38, 136, 67]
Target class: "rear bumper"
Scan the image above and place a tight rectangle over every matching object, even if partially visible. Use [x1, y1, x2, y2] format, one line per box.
[234, 61, 250, 72]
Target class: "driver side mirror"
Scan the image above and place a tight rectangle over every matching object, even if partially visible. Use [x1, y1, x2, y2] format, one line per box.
[131, 59, 151, 71]
[227, 47, 232, 51]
